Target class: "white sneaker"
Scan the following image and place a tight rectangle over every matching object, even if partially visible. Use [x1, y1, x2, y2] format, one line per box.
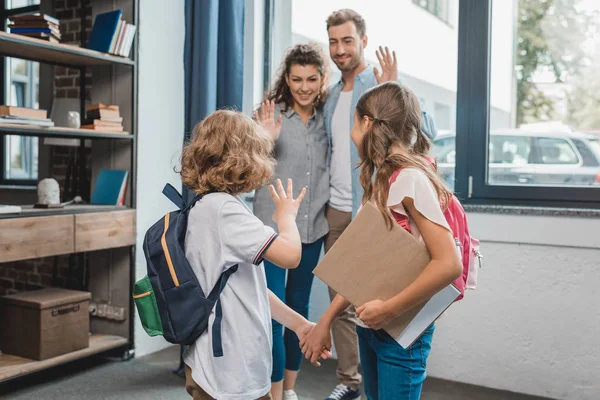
[283, 389, 299, 400]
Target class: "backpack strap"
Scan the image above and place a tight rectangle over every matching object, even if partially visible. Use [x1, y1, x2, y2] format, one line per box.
[162, 183, 204, 211]
[162, 183, 185, 209]
[207, 264, 239, 357]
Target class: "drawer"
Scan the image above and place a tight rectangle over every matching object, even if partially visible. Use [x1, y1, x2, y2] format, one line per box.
[74, 210, 136, 252]
[0, 215, 74, 263]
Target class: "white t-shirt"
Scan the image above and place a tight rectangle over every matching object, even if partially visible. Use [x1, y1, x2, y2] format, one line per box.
[386, 168, 451, 241]
[183, 193, 277, 400]
[329, 90, 354, 212]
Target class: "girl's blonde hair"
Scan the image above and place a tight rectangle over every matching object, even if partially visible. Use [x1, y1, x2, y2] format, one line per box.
[179, 110, 275, 195]
[355, 82, 452, 229]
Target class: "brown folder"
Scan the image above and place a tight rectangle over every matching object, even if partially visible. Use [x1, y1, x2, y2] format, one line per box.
[313, 202, 433, 339]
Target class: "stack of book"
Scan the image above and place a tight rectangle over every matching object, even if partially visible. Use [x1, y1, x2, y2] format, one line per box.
[8, 14, 61, 43]
[82, 104, 123, 132]
[88, 9, 137, 57]
[0, 106, 54, 127]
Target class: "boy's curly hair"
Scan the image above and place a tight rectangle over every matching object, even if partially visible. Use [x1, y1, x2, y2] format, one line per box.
[179, 110, 275, 196]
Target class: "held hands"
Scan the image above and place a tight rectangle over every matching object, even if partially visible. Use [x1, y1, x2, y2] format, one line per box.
[373, 46, 398, 84]
[269, 178, 307, 224]
[295, 320, 332, 367]
[254, 100, 282, 141]
[299, 320, 333, 366]
[356, 299, 397, 331]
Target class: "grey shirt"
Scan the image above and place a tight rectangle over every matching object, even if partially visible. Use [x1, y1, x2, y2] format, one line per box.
[253, 103, 330, 244]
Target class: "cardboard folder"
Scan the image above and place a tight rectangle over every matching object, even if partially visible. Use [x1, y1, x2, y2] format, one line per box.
[313, 202, 459, 348]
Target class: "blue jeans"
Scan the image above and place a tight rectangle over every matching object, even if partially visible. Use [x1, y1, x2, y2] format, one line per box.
[264, 238, 324, 382]
[357, 324, 435, 400]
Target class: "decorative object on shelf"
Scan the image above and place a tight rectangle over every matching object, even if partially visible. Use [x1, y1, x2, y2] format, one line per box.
[8, 13, 61, 43]
[88, 9, 136, 57]
[37, 178, 61, 207]
[67, 111, 81, 129]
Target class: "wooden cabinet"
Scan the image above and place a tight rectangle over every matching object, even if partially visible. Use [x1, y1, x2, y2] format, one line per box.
[0, 209, 136, 263]
[0, 215, 74, 263]
[75, 210, 136, 252]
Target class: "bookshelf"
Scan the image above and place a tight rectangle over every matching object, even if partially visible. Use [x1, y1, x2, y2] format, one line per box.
[0, 123, 132, 139]
[0, 0, 139, 383]
[0, 30, 135, 67]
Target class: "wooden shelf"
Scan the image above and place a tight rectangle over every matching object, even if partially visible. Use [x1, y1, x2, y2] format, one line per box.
[0, 334, 128, 382]
[0, 123, 132, 140]
[0, 31, 135, 67]
[0, 205, 130, 220]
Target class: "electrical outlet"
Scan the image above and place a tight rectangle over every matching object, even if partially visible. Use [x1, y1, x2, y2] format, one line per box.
[89, 301, 126, 322]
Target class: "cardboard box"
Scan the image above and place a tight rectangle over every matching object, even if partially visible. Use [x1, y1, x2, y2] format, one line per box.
[1, 288, 91, 360]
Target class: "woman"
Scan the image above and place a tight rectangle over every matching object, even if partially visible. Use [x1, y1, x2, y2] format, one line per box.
[254, 43, 330, 400]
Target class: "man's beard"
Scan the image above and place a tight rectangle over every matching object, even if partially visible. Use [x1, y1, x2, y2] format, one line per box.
[335, 50, 362, 72]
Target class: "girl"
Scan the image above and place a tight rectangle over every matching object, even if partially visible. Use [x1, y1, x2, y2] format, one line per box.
[300, 82, 462, 400]
[253, 44, 330, 400]
[179, 110, 330, 400]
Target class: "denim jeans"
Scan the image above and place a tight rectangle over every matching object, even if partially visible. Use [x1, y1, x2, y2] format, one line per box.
[357, 324, 435, 400]
[264, 238, 324, 382]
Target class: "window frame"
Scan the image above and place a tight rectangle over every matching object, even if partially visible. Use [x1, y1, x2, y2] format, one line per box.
[455, 0, 600, 208]
[0, 0, 41, 186]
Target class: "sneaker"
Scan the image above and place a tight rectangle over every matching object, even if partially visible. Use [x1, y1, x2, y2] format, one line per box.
[283, 390, 299, 400]
[325, 384, 361, 400]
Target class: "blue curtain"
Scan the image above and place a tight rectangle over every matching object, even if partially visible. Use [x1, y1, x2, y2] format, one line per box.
[183, 0, 245, 203]
[184, 0, 245, 139]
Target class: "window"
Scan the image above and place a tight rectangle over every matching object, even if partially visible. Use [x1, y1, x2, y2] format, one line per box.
[1, 0, 41, 185]
[434, 102, 452, 130]
[456, 0, 600, 206]
[413, 0, 451, 24]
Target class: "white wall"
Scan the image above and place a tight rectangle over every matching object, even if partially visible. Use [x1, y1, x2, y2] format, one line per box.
[134, 0, 186, 357]
[309, 212, 600, 399]
[427, 213, 600, 400]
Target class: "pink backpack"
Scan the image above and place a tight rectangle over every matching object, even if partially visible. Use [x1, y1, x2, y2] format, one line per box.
[390, 167, 482, 301]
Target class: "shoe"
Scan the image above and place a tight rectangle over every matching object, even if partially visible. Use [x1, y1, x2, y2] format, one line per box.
[283, 390, 299, 400]
[325, 384, 361, 400]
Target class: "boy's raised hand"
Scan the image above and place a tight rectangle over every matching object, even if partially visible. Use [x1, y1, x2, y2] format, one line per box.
[269, 178, 306, 223]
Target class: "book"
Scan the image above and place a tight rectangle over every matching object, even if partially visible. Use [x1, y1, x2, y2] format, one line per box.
[88, 104, 120, 112]
[0, 116, 55, 127]
[86, 108, 120, 120]
[82, 119, 123, 127]
[81, 124, 124, 132]
[313, 202, 459, 349]
[12, 32, 59, 43]
[8, 13, 60, 26]
[0, 205, 22, 214]
[87, 9, 123, 53]
[90, 169, 128, 205]
[0, 105, 47, 120]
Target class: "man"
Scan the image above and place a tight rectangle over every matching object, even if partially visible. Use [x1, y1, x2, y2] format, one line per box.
[321, 9, 437, 400]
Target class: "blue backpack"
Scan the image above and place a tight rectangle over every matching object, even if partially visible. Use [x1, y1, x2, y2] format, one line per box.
[133, 184, 237, 357]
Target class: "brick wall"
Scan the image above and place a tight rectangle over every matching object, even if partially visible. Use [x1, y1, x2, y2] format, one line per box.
[0, 0, 93, 297]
